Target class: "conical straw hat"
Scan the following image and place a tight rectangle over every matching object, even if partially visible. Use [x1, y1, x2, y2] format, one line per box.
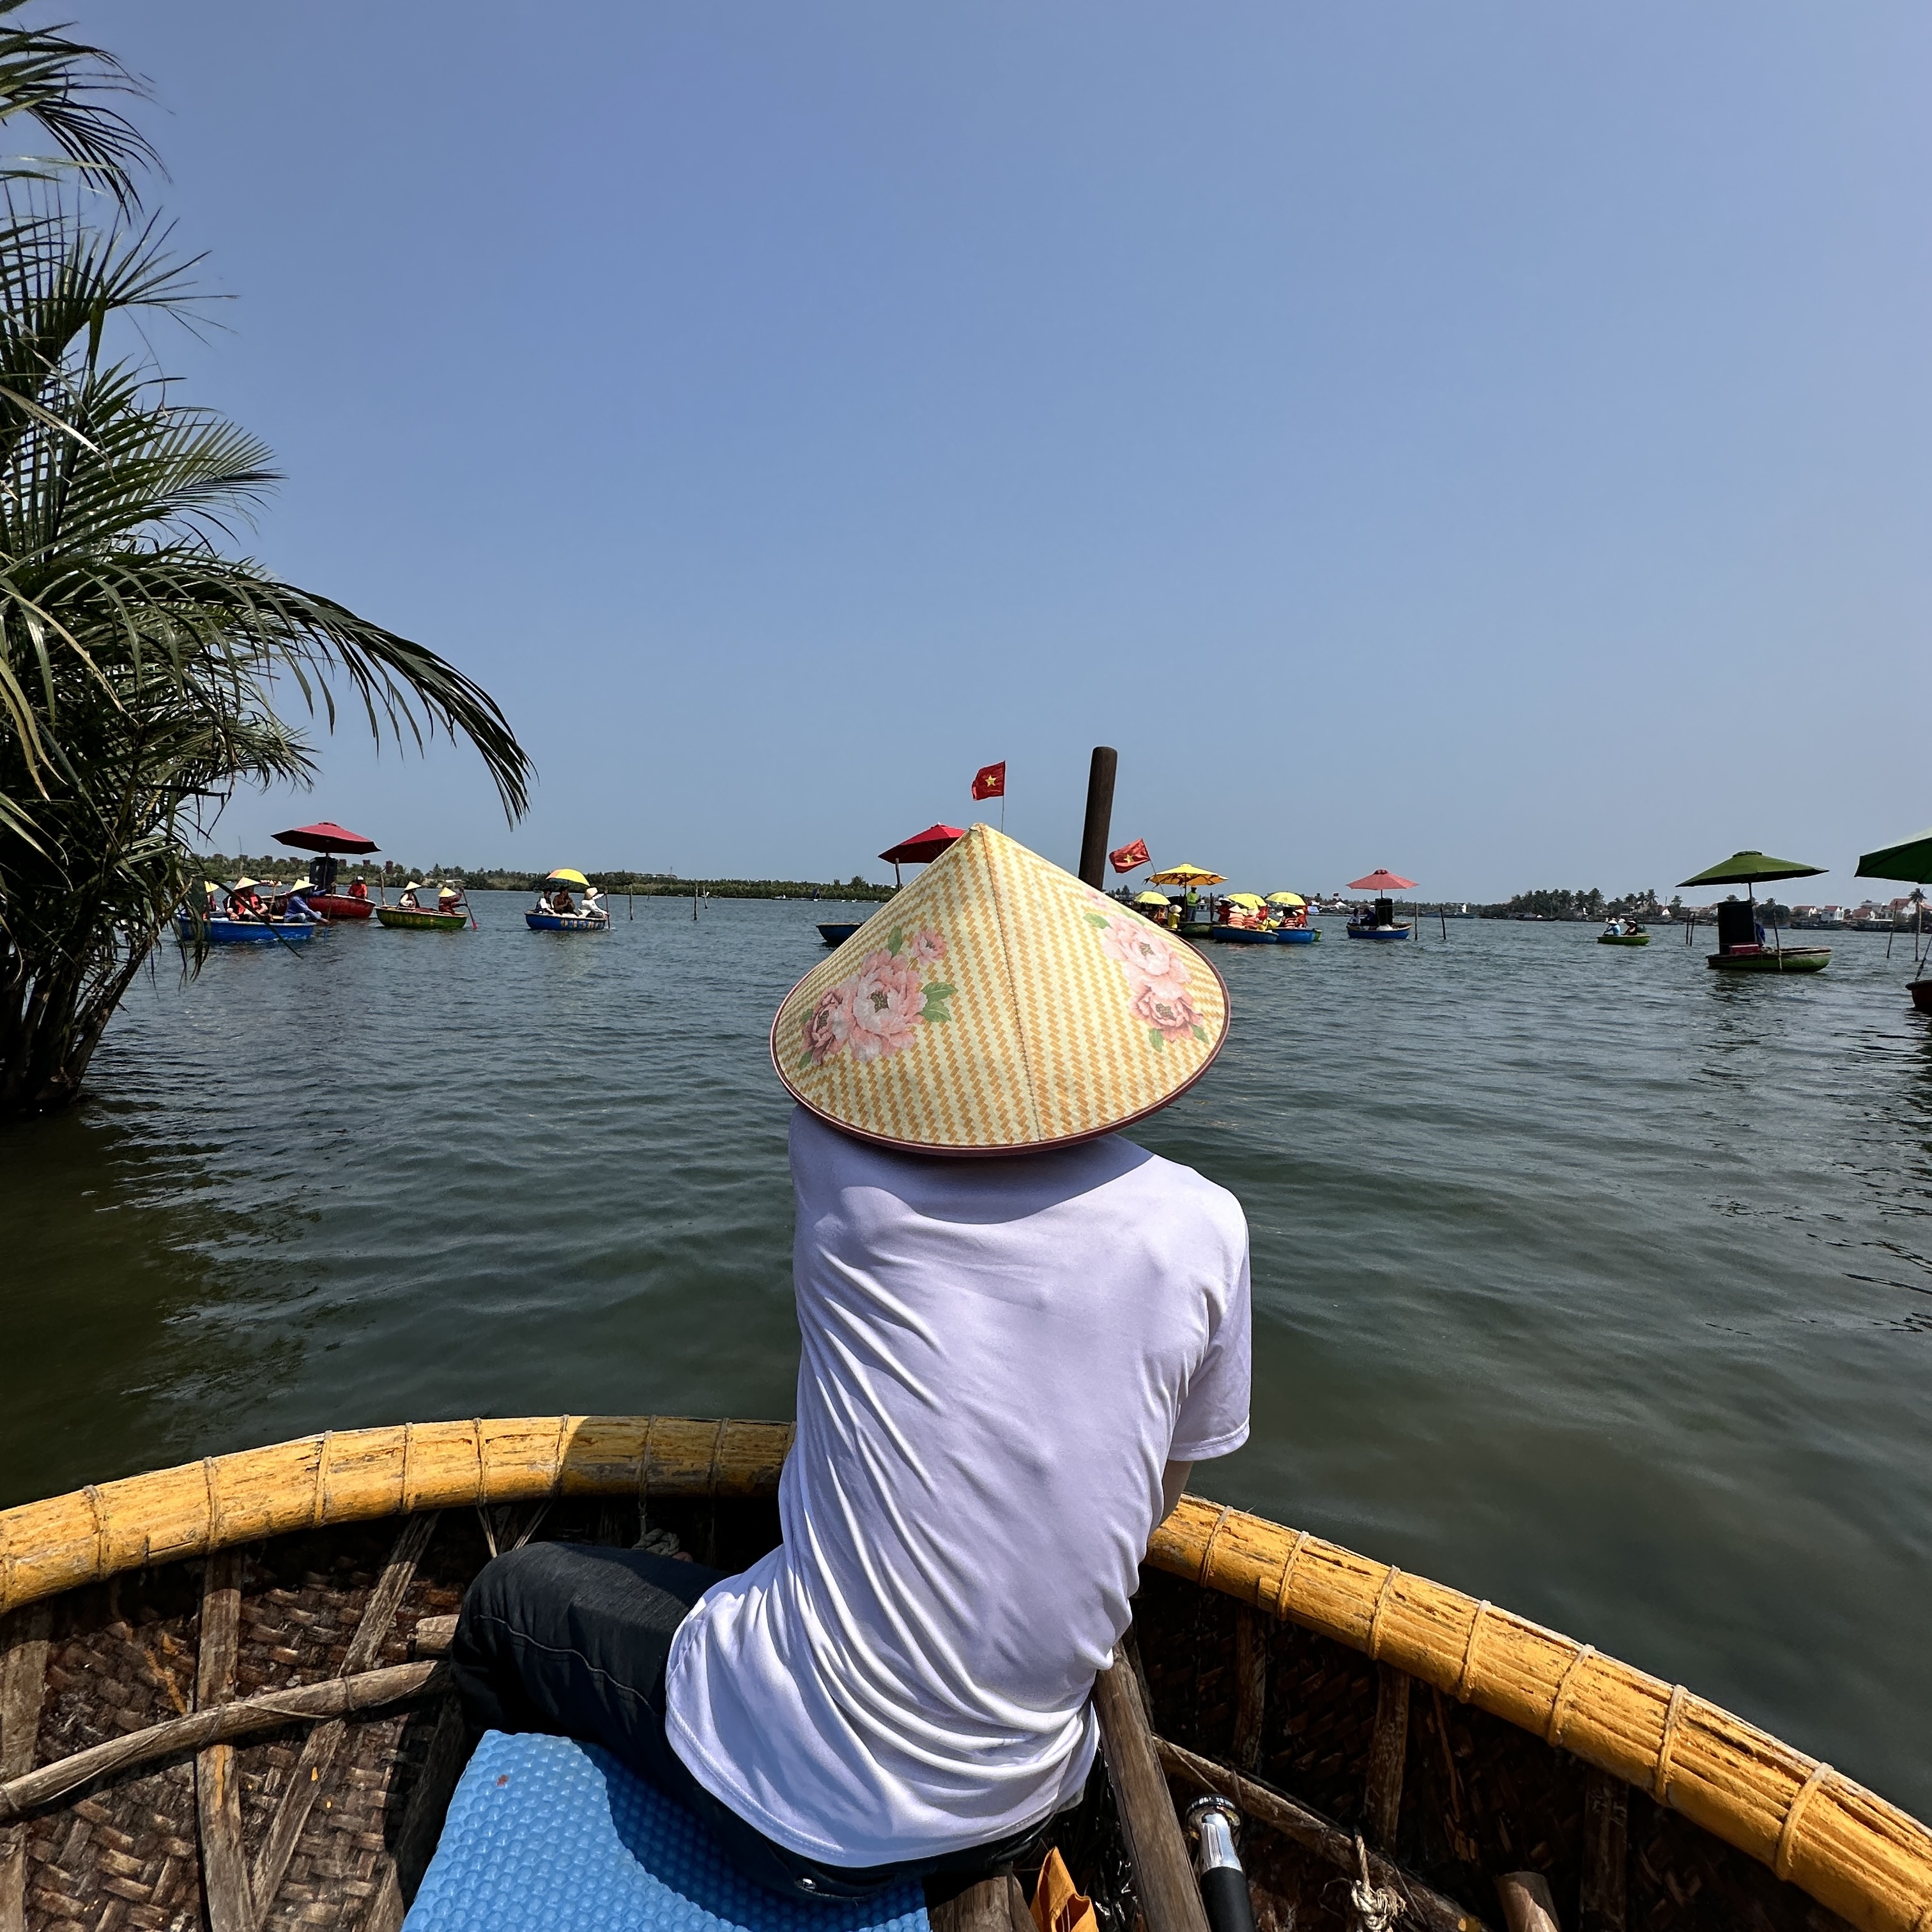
[772, 824, 1229, 1154]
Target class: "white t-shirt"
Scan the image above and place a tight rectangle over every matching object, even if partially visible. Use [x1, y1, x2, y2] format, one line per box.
[663, 1106, 1251, 1867]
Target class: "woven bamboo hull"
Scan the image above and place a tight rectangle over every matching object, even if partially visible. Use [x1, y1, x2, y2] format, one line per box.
[1, 1420, 1926, 1931]
[1910, 979, 1931, 1016]
[374, 908, 467, 931]
[523, 910, 608, 931]
[1598, 933, 1650, 946]
[1706, 948, 1831, 973]
[172, 915, 319, 946]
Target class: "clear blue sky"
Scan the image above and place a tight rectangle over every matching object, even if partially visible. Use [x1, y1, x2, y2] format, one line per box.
[76, 3, 1931, 898]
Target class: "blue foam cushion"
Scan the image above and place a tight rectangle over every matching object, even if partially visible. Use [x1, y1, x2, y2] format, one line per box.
[403, 1731, 933, 1932]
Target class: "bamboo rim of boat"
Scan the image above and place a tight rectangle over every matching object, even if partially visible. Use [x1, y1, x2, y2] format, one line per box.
[3, 1415, 1926, 1932]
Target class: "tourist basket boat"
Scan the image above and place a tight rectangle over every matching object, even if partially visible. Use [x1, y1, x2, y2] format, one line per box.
[1597, 931, 1650, 947]
[3, 1417, 1928, 1932]
[526, 868, 610, 933]
[173, 912, 319, 947]
[525, 907, 610, 933]
[374, 906, 468, 933]
[1213, 926, 1318, 946]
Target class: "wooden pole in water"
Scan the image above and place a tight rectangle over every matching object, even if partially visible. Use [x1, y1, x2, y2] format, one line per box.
[1078, 746, 1118, 891]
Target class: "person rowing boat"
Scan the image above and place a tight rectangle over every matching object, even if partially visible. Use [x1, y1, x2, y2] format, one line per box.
[453, 825, 1246, 1897]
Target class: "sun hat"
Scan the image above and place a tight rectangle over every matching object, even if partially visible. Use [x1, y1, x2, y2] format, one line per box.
[771, 824, 1230, 1154]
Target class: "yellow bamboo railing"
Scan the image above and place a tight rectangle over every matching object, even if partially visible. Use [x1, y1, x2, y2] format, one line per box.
[0, 1416, 792, 1615]
[1146, 1496, 1932, 1932]
[3, 1422, 1927, 1931]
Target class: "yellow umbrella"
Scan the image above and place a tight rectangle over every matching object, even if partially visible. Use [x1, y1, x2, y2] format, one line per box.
[1266, 892, 1305, 907]
[1225, 893, 1266, 909]
[1131, 890, 1170, 906]
[546, 868, 591, 889]
[1149, 864, 1225, 885]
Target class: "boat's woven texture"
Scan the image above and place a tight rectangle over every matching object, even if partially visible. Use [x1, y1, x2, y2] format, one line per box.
[1137, 1566, 1844, 1932]
[1147, 1498, 1924, 1932]
[404, 1731, 930, 1932]
[770, 824, 1229, 1151]
[10, 1519, 471, 1932]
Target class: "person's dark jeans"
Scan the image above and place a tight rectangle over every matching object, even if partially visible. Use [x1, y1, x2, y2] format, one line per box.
[451, 1542, 1058, 1900]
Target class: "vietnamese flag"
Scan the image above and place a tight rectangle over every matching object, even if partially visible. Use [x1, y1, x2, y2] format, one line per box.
[1109, 838, 1150, 873]
[971, 761, 1006, 801]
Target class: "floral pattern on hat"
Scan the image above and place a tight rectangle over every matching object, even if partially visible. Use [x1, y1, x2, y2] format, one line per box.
[798, 926, 953, 1071]
[1087, 911, 1209, 1051]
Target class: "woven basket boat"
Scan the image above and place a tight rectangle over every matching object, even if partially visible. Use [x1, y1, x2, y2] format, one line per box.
[1, 1417, 1927, 1932]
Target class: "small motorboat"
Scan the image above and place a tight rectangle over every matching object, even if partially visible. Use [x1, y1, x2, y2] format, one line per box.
[300, 888, 374, 920]
[1680, 850, 1832, 976]
[273, 818, 382, 919]
[526, 867, 610, 932]
[2, 1415, 1926, 1932]
[1345, 869, 1417, 940]
[1347, 898, 1412, 940]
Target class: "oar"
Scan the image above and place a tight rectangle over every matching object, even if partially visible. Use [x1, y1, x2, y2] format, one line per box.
[258, 912, 310, 962]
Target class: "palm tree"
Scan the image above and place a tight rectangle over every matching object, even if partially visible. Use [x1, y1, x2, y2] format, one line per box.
[0, 7, 532, 1116]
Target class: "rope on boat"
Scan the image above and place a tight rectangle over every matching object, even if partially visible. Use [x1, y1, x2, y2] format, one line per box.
[1347, 1836, 1404, 1931]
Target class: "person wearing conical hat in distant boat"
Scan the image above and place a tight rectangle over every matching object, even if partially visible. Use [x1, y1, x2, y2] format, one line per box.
[454, 824, 1251, 1899]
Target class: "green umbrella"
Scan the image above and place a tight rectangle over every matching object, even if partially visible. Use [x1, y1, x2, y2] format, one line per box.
[1676, 850, 1825, 889]
[1855, 827, 1932, 885]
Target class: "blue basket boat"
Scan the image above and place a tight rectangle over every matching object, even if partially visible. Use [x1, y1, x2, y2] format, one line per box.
[174, 912, 319, 946]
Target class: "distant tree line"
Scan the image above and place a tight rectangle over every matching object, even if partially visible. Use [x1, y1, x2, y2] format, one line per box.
[1478, 887, 1667, 921]
[192, 855, 894, 900]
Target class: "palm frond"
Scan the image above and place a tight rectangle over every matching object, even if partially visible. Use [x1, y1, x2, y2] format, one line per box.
[0, 0, 157, 210]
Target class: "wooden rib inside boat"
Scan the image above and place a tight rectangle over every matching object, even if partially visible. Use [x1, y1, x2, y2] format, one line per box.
[1, 1417, 1926, 1932]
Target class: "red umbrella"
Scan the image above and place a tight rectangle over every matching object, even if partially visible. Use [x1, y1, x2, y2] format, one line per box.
[878, 824, 965, 866]
[274, 820, 379, 855]
[1347, 869, 1418, 893]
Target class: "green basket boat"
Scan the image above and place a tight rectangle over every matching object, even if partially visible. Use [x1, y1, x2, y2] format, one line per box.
[1598, 931, 1650, 946]
[376, 906, 469, 931]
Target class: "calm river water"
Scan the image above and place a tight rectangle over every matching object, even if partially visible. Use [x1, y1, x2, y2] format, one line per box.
[4, 898, 1931, 1814]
